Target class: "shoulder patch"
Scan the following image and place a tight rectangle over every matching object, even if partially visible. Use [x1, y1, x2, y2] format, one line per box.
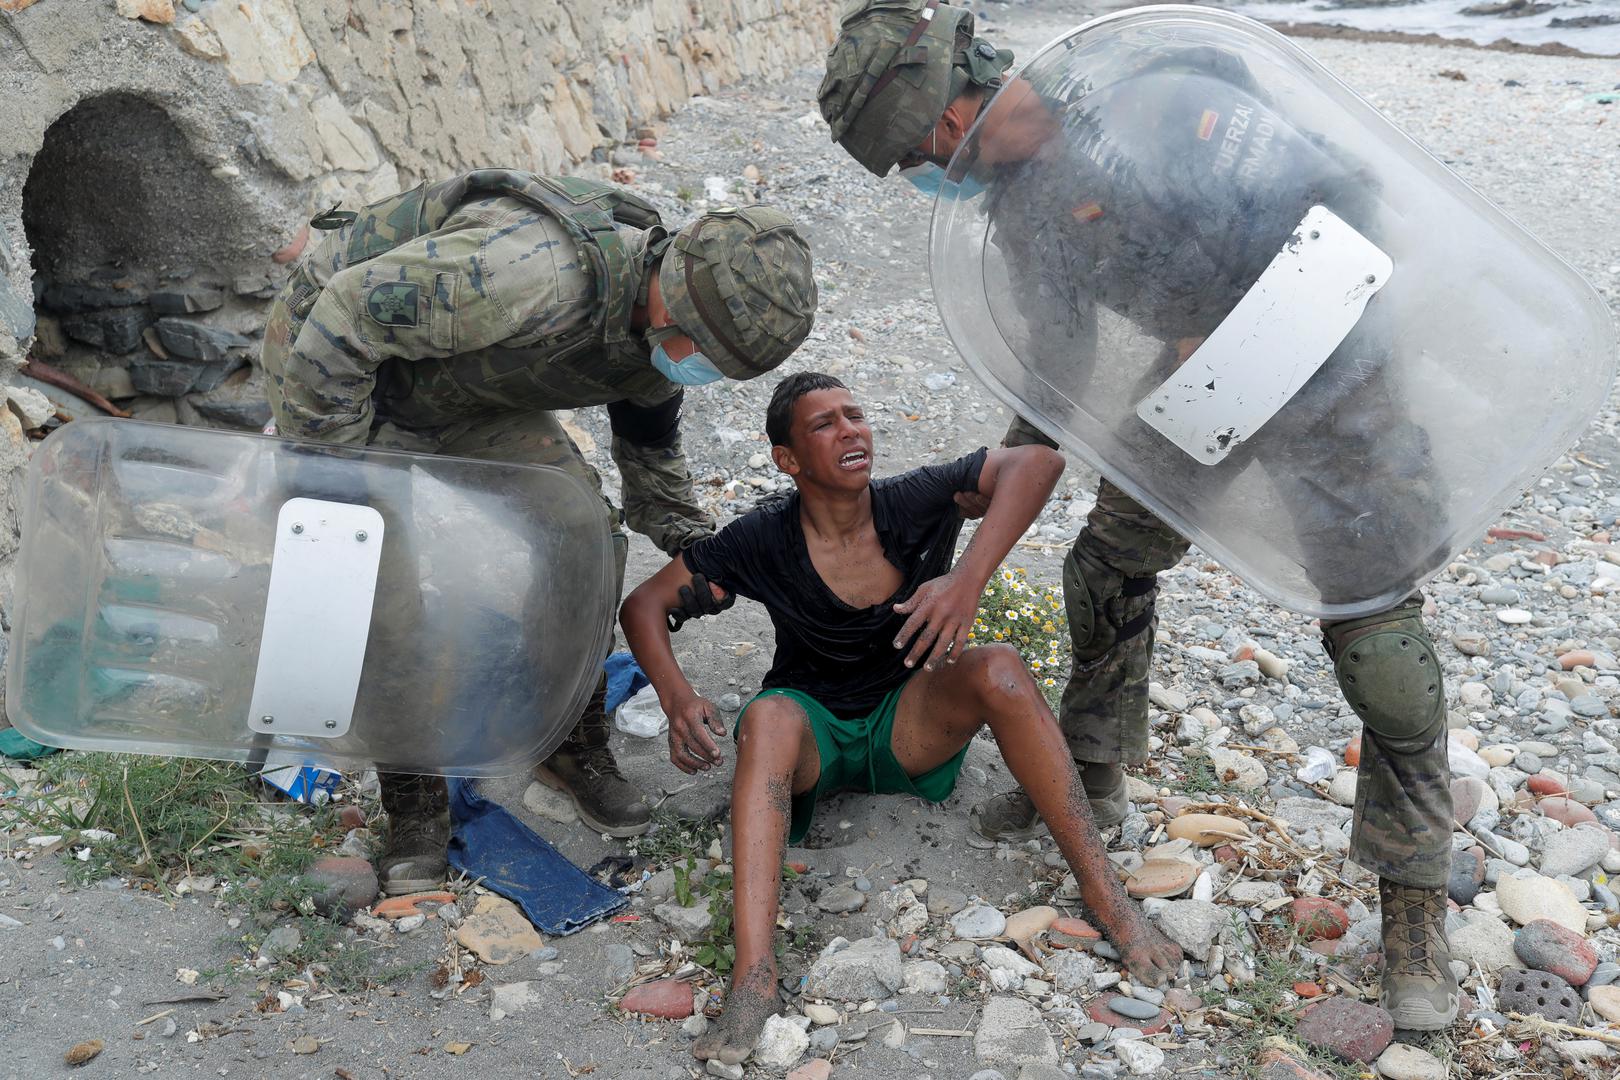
[366, 281, 420, 327]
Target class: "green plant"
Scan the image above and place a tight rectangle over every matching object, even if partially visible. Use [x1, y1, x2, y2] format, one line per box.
[970, 567, 1070, 705]
[676, 185, 697, 203]
[631, 811, 721, 868]
[671, 857, 808, 976]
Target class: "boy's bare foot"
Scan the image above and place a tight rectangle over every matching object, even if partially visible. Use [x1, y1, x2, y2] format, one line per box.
[1098, 904, 1182, 987]
[693, 957, 779, 1065]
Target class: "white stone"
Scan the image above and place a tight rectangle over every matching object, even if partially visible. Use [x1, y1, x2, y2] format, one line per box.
[1446, 912, 1517, 973]
[1448, 739, 1490, 781]
[1156, 900, 1227, 958]
[310, 94, 381, 173]
[1254, 648, 1289, 681]
[1460, 682, 1494, 709]
[974, 996, 1058, 1068]
[1328, 769, 1358, 807]
[751, 1014, 808, 1070]
[5, 387, 52, 429]
[1497, 608, 1533, 625]
[805, 937, 903, 1002]
[1209, 748, 1267, 790]
[522, 781, 578, 825]
[1496, 873, 1588, 934]
[951, 904, 1007, 939]
[1041, 949, 1096, 991]
[981, 946, 1041, 979]
[1149, 683, 1188, 712]
[1538, 826, 1610, 879]
[174, 15, 223, 58]
[902, 960, 948, 995]
[1375, 1042, 1446, 1080]
[202, 0, 315, 85]
[1115, 1039, 1166, 1076]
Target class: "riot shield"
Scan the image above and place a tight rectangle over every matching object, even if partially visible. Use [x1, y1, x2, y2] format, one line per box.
[5, 418, 616, 774]
[930, 5, 1618, 618]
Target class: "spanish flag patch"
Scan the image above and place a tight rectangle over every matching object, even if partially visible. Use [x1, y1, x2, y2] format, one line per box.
[1071, 201, 1103, 223]
[1197, 109, 1219, 140]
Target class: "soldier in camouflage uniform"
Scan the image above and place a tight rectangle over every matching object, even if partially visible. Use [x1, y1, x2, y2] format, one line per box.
[261, 169, 817, 895]
[815, 0, 1457, 1030]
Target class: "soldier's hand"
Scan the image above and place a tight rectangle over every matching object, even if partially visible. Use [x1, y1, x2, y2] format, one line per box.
[666, 574, 734, 632]
[666, 691, 726, 774]
[954, 491, 991, 520]
[893, 571, 980, 672]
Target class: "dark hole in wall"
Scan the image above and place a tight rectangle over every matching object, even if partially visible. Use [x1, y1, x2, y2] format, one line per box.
[18, 93, 274, 431]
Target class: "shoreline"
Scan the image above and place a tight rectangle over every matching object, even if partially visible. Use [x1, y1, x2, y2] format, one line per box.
[1263, 17, 1616, 58]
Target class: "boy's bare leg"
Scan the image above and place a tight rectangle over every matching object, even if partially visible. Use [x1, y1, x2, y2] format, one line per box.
[694, 697, 821, 1064]
[890, 644, 1183, 986]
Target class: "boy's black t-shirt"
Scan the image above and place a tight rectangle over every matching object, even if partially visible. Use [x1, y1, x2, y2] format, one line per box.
[682, 449, 989, 718]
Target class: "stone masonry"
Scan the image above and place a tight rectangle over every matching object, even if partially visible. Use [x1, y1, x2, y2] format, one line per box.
[0, 0, 837, 646]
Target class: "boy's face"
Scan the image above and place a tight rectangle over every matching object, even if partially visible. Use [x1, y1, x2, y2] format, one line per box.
[773, 388, 874, 492]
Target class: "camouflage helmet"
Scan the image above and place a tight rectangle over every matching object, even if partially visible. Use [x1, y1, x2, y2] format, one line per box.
[658, 206, 817, 381]
[818, 0, 1013, 177]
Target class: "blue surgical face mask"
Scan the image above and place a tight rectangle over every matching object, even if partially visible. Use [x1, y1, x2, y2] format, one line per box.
[651, 344, 725, 386]
[899, 163, 987, 201]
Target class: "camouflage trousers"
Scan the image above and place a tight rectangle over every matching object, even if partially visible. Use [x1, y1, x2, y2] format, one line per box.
[369, 410, 627, 754]
[1033, 465, 1453, 888]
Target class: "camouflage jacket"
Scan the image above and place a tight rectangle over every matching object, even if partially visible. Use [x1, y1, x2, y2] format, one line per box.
[261, 171, 716, 555]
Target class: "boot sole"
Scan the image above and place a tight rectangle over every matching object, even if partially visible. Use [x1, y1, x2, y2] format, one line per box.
[1382, 995, 1459, 1031]
[532, 766, 654, 838]
[382, 875, 444, 897]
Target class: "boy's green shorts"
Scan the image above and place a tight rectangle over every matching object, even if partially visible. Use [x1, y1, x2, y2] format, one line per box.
[736, 684, 971, 845]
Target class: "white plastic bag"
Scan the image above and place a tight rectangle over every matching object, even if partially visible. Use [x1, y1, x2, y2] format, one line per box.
[615, 684, 668, 738]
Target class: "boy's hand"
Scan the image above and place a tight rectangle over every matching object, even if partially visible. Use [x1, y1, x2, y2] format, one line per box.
[667, 691, 727, 774]
[893, 572, 981, 672]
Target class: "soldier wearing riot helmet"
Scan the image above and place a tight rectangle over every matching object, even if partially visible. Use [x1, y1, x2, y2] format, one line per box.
[817, 0, 1458, 1030]
[262, 169, 816, 895]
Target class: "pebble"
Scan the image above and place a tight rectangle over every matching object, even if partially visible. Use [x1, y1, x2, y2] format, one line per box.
[1539, 826, 1609, 879]
[1541, 797, 1599, 827]
[707, 1061, 744, 1079]
[619, 979, 694, 1019]
[816, 886, 867, 914]
[1497, 873, 1589, 934]
[951, 904, 1007, 939]
[1589, 984, 1620, 1022]
[1514, 919, 1598, 985]
[927, 887, 969, 916]
[1165, 813, 1250, 846]
[1288, 897, 1350, 940]
[1114, 1040, 1165, 1076]
[1107, 995, 1161, 1021]
[1497, 608, 1534, 625]
[1375, 1043, 1446, 1080]
[1124, 859, 1198, 899]
[1156, 899, 1226, 957]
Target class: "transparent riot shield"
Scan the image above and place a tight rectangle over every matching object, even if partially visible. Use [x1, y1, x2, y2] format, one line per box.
[931, 5, 1618, 618]
[5, 418, 616, 774]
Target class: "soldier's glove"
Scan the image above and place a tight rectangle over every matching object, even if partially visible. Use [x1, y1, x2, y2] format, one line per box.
[666, 573, 735, 632]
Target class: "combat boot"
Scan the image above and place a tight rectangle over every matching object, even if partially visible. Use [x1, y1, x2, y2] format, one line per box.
[969, 762, 1129, 842]
[533, 693, 651, 838]
[1379, 877, 1459, 1030]
[378, 772, 450, 896]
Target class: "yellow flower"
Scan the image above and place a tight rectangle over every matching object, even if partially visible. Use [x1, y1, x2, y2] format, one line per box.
[1043, 677, 1056, 687]
[1016, 568, 1026, 577]
[1031, 660, 1043, 671]
[1043, 621, 1056, 633]
[1007, 611, 1019, 621]
[993, 631, 1005, 641]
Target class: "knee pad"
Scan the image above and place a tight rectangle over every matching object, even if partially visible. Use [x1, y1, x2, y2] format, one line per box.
[1328, 611, 1444, 743]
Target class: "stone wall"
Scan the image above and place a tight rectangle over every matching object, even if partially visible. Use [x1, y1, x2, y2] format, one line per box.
[0, 0, 837, 641]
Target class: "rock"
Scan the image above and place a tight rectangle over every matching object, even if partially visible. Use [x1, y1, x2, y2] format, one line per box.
[974, 996, 1059, 1068]
[927, 887, 969, 916]
[303, 855, 377, 917]
[1050, 916, 1101, 944]
[805, 937, 903, 1002]
[952, 904, 1008, 939]
[1448, 912, 1518, 973]
[1539, 826, 1609, 879]
[753, 1014, 809, 1070]
[816, 885, 867, 914]
[1210, 748, 1268, 790]
[653, 901, 714, 943]
[62, 308, 148, 353]
[1496, 873, 1588, 934]
[603, 943, 637, 986]
[1107, 995, 1161, 1021]
[522, 781, 579, 825]
[1115, 1039, 1166, 1076]
[903, 959, 948, 994]
[1167, 813, 1251, 846]
[1257, 1045, 1331, 1080]
[1293, 998, 1395, 1063]
[1004, 905, 1059, 944]
[1327, 770, 1358, 807]
[455, 894, 544, 964]
[260, 924, 302, 960]
[489, 980, 542, 1020]
[1229, 881, 1287, 904]
[1452, 632, 1491, 656]
[1289, 898, 1350, 940]
[115, 0, 175, 23]
[1087, 1000, 1169, 1034]
[153, 318, 250, 363]
[1541, 796, 1599, 827]
[1514, 920, 1597, 985]
[1480, 745, 1517, 768]
[150, 286, 225, 315]
[63, 1039, 104, 1066]
[803, 1003, 840, 1026]
[1125, 859, 1198, 898]
[1449, 848, 1485, 906]
[1274, 797, 1353, 834]
[1588, 984, 1620, 1022]
[1451, 777, 1497, 826]
[1374, 1043, 1446, 1080]
[1497, 608, 1533, 625]
[1497, 967, 1582, 1023]
[1449, 740, 1490, 781]
[787, 1062, 832, 1080]
[1254, 648, 1290, 681]
[708, 1061, 744, 1080]
[1042, 949, 1097, 991]
[1157, 899, 1227, 957]
[5, 387, 53, 429]
[1149, 683, 1189, 712]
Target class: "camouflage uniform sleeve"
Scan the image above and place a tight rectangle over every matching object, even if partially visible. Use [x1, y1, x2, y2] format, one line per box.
[610, 427, 715, 556]
[274, 197, 595, 444]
